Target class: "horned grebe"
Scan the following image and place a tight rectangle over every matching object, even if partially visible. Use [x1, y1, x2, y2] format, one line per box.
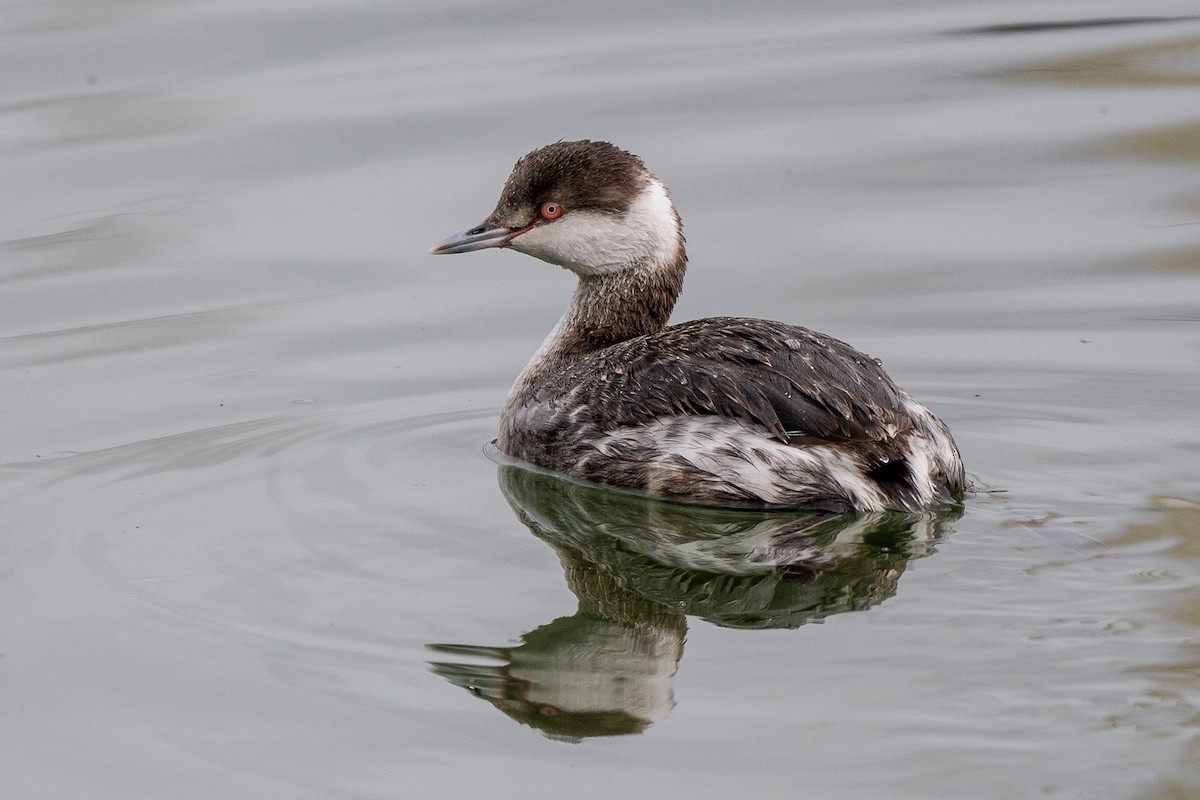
[430, 140, 964, 512]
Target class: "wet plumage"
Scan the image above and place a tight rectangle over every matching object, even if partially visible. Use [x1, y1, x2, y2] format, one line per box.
[431, 140, 965, 512]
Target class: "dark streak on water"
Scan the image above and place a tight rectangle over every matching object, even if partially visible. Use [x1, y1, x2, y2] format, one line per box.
[952, 16, 1200, 36]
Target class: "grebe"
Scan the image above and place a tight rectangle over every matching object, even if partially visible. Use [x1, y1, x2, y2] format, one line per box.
[430, 140, 964, 512]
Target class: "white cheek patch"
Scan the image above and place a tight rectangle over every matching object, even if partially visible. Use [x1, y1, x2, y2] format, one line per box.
[511, 211, 628, 272]
[510, 178, 680, 275]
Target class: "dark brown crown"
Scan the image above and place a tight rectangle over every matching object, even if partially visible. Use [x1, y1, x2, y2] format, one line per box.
[487, 140, 651, 225]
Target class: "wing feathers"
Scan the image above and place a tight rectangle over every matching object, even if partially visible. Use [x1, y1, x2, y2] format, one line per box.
[571, 317, 911, 445]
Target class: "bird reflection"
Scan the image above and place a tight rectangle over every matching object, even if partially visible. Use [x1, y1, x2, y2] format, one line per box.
[428, 465, 962, 741]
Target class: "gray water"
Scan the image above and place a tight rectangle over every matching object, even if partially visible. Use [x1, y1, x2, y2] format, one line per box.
[3, 1, 1200, 798]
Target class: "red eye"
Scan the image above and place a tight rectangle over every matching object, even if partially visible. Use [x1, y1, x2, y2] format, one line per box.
[539, 201, 564, 219]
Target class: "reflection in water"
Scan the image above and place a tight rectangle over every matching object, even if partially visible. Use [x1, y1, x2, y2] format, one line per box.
[1108, 496, 1200, 799]
[428, 465, 962, 740]
[1100, 121, 1200, 164]
[428, 570, 685, 741]
[1011, 29, 1200, 281]
[1009, 31, 1200, 87]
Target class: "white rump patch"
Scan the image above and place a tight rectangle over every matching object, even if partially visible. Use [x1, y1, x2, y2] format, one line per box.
[587, 406, 962, 512]
[591, 416, 893, 510]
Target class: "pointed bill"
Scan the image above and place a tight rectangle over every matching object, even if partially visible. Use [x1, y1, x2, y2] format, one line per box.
[428, 223, 513, 255]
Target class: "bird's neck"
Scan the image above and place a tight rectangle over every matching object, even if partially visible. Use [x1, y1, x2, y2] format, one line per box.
[504, 248, 686, 414]
[548, 250, 686, 359]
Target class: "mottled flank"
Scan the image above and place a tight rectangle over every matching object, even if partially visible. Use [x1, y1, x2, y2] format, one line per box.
[433, 140, 966, 511]
[501, 321, 964, 512]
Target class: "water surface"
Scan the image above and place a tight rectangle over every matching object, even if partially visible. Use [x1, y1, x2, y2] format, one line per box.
[2, 2, 1200, 798]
